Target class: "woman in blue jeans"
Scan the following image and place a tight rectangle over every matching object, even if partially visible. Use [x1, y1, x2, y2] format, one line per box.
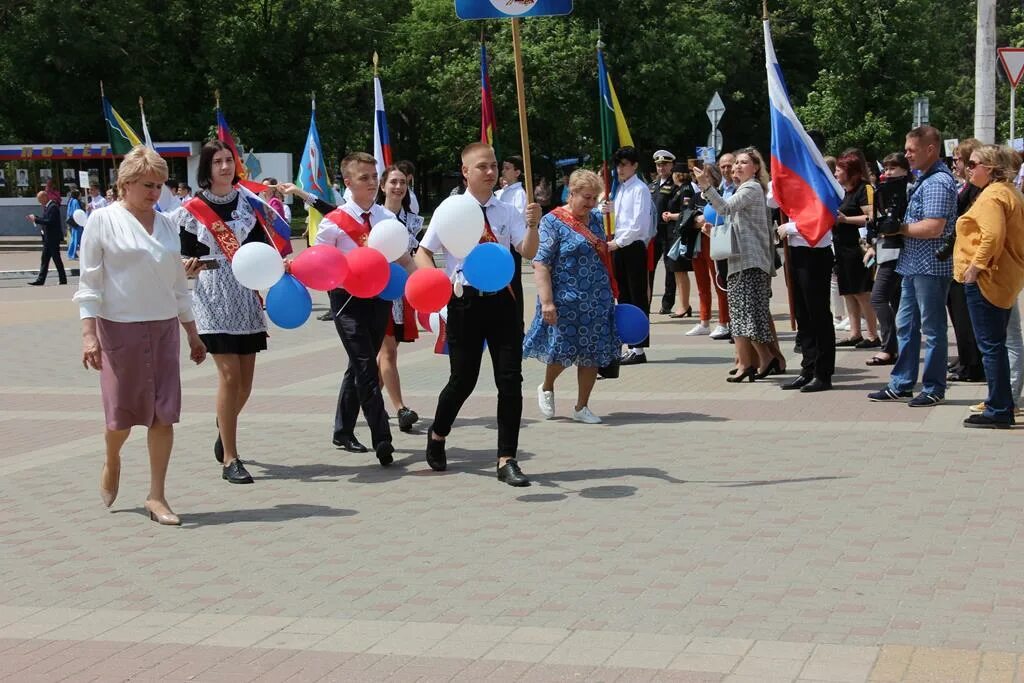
[954, 144, 1024, 428]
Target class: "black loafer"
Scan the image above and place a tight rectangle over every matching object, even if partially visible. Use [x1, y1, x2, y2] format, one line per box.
[317, 311, 333, 321]
[375, 442, 394, 467]
[27, 280, 44, 286]
[497, 459, 530, 487]
[222, 459, 254, 484]
[782, 375, 812, 390]
[425, 432, 447, 471]
[397, 407, 419, 433]
[333, 434, 368, 453]
[963, 414, 1012, 429]
[800, 378, 832, 393]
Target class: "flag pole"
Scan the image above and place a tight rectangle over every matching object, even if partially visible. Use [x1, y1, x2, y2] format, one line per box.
[596, 36, 613, 237]
[510, 18, 534, 203]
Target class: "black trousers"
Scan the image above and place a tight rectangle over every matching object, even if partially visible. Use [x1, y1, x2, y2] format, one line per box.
[38, 233, 66, 283]
[870, 261, 902, 357]
[789, 246, 835, 381]
[330, 289, 392, 447]
[431, 288, 523, 457]
[614, 240, 650, 348]
[948, 280, 983, 376]
[648, 225, 675, 311]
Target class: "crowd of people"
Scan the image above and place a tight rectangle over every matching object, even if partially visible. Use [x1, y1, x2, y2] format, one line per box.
[69, 122, 1023, 526]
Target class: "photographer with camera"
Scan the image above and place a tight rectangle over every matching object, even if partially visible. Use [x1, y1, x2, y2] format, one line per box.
[864, 152, 910, 366]
[867, 126, 958, 407]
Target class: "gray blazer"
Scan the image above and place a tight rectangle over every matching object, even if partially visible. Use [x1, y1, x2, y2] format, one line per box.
[704, 180, 774, 276]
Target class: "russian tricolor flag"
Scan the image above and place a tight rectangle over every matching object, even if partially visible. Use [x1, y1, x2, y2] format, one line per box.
[764, 18, 843, 246]
[373, 74, 392, 178]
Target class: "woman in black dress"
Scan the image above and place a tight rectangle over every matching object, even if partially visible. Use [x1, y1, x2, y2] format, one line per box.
[661, 164, 695, 317]
[833, 150, 878, 348]
[174, 140, 272, 485]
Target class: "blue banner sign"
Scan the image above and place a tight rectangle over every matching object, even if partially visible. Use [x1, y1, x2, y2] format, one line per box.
[454, 0, 573, 20]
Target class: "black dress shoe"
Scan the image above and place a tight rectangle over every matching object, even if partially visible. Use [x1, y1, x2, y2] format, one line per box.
[333, 434, 368, 452]
[317, 311, 333, 321]
[397, 407, 419, 433]
[963, 414, 1012, 429]
[27, 280, 44, 286]
[425, 432, 447, 471]
[782, 375, 812, 390]
[375, 442, 394, 467]
[222, 459, 254, 484]
[800, 377, 832, 393]
[497, 458, 530, 487]
[657, 307, 671, 315]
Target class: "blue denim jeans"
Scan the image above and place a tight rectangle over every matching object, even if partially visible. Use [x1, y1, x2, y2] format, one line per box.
[889, 274, 951, 396]
[964, 283, 1015, 423]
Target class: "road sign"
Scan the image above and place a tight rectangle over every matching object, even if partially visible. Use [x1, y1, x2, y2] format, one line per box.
[454, 0, 573, 19]
[706, 91, 725, 124]
[707, 130, 723, 153]
[998, 47, 1024, 88]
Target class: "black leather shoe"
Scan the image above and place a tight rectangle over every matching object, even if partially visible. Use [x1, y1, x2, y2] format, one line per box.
[800, 378, 832, 393]
[333, 434, 368, 453]
[27, 280, 44, 286]
[375, 442, 394, 467]
[497, 458, 530, 487]
[397, 407, 419, 433]
[222, 459, 254, 484]
[657, 307, 671, 315]
[782, 375, 812, 390]
[425, 432, 447, 471]
[317, 311, 333, 321]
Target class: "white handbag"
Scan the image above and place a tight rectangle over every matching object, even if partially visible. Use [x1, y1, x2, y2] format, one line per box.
[709, 218, 737, 260]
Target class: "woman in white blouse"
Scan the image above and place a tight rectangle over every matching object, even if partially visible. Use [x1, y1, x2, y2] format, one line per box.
[73, 146, 207, 526]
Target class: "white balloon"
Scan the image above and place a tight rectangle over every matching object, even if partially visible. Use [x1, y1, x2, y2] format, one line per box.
[430, 194, 484, 259]
[428, 312, 441, 334]
[73, 209, 88, 226]
[367, 218, 409, 262]
[231, 242, 285, 290]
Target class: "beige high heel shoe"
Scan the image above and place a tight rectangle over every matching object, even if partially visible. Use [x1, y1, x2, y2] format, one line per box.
[144, 500, 181, 526]
[100, 463, 120, 508]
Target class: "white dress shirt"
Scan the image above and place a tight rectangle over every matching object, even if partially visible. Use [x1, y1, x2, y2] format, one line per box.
[612, 174, 656, 248]
[420, 195, 527, 279]
[87, 195, 108, 213]
[497, 182, 527, 216]
[73, 203, 194, 323]
[315, 201, 396, 255]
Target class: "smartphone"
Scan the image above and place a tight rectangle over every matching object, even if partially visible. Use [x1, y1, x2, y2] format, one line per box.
[199, 256, 221, 270]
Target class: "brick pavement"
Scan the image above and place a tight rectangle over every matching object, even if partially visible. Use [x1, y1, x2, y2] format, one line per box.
[0, 250, 1022, 682]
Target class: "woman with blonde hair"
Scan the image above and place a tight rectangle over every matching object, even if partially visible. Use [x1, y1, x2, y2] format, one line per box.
[955, 144, 1024, 428]
[524, 169, 619, 423]
[74, 146, 207, 525]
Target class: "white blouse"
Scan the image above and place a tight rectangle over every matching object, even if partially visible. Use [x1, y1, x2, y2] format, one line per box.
[73, 203, 194, 323]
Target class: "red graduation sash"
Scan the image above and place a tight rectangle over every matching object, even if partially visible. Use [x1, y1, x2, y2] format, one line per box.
[183, 197, 242, 262]
[551, 205, 619, 299]
[324, 207, 371, 246]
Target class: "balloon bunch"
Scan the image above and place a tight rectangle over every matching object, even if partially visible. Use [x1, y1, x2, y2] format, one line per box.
[429, 194, 515, 292]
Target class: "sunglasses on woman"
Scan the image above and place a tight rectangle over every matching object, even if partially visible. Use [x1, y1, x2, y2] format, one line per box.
[966, 160, 987, 170]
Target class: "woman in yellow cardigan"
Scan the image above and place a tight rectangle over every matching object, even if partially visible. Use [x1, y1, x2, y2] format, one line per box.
[954, 144, 1024, 428]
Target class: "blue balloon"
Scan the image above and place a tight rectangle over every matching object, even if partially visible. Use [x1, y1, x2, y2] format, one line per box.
[703, 205, 721, 226]
[379, 263, 409, 302]
[266, 273, 312, 329]
[614, 303, 649, 345]
[463, 242, 514, 292]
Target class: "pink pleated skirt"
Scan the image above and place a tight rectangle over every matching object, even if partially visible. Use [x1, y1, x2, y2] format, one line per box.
[96, 318, 181, 431]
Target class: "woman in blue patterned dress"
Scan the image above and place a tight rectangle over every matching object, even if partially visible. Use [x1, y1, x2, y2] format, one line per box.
[523, 170, 619, 424]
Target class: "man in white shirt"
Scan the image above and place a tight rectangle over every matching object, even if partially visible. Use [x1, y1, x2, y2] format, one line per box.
[415, 142, 541, 487]
[87, 184, 108, 213]
[497, 155, 528, 322]
[317, 152, 415, 466]
[607, 146, 656, 365]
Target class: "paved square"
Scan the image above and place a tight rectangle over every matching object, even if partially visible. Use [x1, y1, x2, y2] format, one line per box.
[1, 248, 1021, 681]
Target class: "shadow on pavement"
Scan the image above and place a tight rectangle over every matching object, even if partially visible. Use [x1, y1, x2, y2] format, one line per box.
[646, 356, 731, 365]
[115, 503, 358, 527]
[602, 411, 728, 424]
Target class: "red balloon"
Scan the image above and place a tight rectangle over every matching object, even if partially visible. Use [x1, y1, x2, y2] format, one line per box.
[405, 269, 453, 313]
[290, 245, 348, 291]
[344, 247, 390, 298]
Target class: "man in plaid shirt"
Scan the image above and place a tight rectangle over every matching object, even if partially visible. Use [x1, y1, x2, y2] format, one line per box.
[868, 125, 958, 407]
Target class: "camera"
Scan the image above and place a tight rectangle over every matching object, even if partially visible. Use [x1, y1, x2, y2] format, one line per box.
[872, 174, 909, 249]
[935, 232, 956, 261]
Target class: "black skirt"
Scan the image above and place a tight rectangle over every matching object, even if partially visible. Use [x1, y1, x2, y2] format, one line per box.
[200, 332, 268, 355]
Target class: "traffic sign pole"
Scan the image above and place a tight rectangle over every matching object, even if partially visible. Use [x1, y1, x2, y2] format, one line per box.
[997, 47, 1024, 144]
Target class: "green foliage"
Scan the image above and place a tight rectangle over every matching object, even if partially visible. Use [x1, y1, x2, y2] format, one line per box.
[0, 0, 998, 183]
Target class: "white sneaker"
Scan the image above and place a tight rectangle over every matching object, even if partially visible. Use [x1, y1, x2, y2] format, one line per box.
[835, 317, 851, 331]
[709, 324, 730, 339]
[686, 323, 711, 336]
[572, 406, 602, 424]
[537, 384, 555, 419]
